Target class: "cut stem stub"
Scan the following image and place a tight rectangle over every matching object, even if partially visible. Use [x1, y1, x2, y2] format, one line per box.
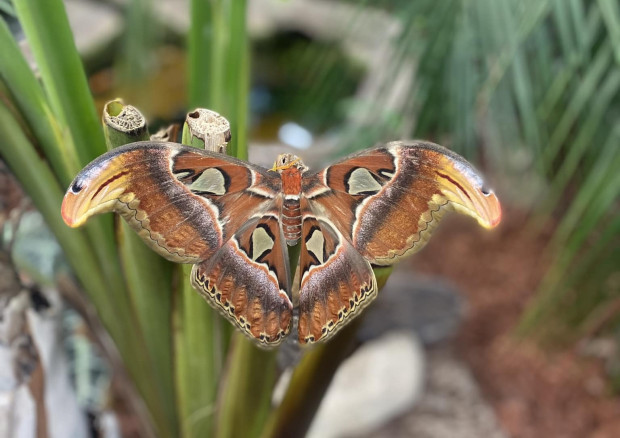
[184, 108, 231, 153]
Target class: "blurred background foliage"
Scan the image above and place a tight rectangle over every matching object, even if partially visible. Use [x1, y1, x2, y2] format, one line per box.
[0, 0, 619, 436]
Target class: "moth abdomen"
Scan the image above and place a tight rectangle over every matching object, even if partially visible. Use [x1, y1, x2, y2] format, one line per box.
[281, 196, 302, 244]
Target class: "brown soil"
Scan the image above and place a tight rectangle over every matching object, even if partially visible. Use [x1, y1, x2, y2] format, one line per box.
[410, 209, 620, 438]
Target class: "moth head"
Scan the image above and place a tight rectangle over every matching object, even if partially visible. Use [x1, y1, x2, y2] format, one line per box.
[271, 153, 309, 174]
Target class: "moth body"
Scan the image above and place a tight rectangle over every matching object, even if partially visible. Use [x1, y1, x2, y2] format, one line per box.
[274, 154, 307, 246]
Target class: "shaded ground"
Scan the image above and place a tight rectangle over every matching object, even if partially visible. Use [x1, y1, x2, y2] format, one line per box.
[410, 210, 620, 437]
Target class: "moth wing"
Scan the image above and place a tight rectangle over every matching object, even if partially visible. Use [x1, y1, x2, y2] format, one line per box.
[297, 212, 377, 344]
[191, 207, 293, 346]
[302, 140, 501, 265]
[62, 141, 280, 263]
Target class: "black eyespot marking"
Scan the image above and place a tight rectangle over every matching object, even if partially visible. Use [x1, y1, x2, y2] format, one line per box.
[70, 180, 84, 193]
[481, 186, 491, 196]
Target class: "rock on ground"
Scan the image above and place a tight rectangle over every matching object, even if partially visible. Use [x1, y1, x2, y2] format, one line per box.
[369, 346, 506, 438]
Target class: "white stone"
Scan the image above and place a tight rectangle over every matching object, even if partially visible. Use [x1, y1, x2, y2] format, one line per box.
[306, 331, 425, 438]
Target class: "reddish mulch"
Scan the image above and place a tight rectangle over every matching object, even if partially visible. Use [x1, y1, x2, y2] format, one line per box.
[410, 209, 620, 438]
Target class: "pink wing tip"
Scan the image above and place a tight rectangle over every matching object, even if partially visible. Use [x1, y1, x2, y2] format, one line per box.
[484, 191, 502, 229]
[60, 194, 76, 227]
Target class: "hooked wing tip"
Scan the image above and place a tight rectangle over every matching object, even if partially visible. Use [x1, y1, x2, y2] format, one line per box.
[61, 193, 79, 228]
[479, 189, 502, 229]
[432, 153, 502, 230]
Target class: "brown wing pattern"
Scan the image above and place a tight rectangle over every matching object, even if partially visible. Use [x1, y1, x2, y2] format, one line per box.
[302, 140, 501, 265]
[62, 141, 291, 346]
[62, 139, 500, 347]
[62, 141, 279, 263]
[297, 205, 377, 344]
[191, 210, 293, 346]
